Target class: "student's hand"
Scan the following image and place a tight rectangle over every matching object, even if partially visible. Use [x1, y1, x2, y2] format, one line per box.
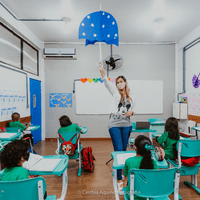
[126, 111, 133, 117]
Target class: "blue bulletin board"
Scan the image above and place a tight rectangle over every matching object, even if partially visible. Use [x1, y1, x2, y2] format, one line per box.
[49, 93, 72, 107]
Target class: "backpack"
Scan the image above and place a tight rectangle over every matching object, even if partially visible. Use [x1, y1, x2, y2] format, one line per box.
[173, 142, 199, 167]
[81, 146, 95, 172]
[0, 127, 6, 132]
[58, 132, 79, 156]
[155, 147, 165, 161]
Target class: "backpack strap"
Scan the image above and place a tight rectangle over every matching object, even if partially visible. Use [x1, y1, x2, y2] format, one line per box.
[58, 132, 80, 148]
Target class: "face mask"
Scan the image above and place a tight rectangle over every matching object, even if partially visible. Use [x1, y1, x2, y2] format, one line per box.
[117, 82, 126, 90]
[24, 151, 30, 161]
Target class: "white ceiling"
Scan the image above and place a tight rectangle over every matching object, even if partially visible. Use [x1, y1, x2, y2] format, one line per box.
[1, 0, 200, 43]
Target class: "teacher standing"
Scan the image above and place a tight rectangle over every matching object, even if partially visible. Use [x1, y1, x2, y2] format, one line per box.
[98, 62, 134, 191]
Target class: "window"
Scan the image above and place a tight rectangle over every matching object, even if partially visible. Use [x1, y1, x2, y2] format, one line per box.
[0, 23, 39, 75]
[23, 41, 38, 75]
[0, 24, 21, 68]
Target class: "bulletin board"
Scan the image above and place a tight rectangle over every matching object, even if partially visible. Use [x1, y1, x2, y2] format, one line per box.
[0, 65, 29, 121]
[185, 42, 200, 116]
[75, 80, 163, 114]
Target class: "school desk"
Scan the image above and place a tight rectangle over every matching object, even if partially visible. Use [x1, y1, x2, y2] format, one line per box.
[111, 151, 168, 200]
[27, 155, 68, 200]
[81, 126, 87, 134]
[0, 132, 21, 141]
[192, 126, 200, 139]
[129, 126, 156, 149]
[23, 125, 40, 132]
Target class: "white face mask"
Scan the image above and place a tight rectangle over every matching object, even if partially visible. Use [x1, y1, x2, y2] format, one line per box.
[117, 82, 126, 90]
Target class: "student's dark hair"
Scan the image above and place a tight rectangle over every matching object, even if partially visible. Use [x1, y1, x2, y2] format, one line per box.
[11, 112, 20, 121]
[59, 115, 72, 127]
[0, 140, 30, 169]
[165, 117, 179, 140]
[135, 135, 154, 169]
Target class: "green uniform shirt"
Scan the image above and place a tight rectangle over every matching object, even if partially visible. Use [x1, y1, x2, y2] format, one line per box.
[1, 166, 29, 181]
[58, 124, 82, 133]
[124, 156, 158, 200]
[157, 131, 179, 160]
[9, 121, 26, 131]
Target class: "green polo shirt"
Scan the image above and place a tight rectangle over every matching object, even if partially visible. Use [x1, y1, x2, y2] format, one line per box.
[1, 166, 29, 181]
[58, 124, 82, 133]
[9, 121, 26, 131]
[157, 131, 179, 160]
[124, 156, 158, 200]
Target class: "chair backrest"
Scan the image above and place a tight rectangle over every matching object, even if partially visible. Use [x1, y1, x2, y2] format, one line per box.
[5, 127, 20, 133]
[176, 140, 200, 157]
[128, 168, 179, 199]
[148, 118, 162, 122]
[0, 177, 46, 200]
[188, 120, 196, 133]
[132, 122, 136, 129]
[58, 131, 80, 144]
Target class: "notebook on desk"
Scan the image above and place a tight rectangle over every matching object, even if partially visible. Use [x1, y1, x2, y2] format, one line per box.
[136, 121, 150, 129]
[23, 153, 62, 171]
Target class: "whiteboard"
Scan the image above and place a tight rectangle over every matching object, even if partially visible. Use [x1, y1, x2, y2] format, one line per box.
[0, 65, 29, 121]
[75, 80, 163, 114]
[185, 42, 200, 115]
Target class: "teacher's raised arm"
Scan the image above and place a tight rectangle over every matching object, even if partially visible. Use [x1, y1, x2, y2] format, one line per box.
[98, 61, 134, 193]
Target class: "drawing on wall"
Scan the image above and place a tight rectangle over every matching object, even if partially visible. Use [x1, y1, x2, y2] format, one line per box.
[192, 73, 200, 88]
[188, 93, 200, 116]
[0, 88, 24, 117]
[49, 93, 72, 107]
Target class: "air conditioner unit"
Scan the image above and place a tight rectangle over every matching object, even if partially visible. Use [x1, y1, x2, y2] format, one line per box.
[43, 48, 77, 60]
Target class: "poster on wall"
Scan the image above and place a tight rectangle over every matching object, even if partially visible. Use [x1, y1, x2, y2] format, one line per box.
[49, 93, 72, 107]
[188, 93, 200, 116]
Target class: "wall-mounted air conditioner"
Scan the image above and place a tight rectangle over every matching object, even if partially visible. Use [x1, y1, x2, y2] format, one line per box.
[43, 48, 77, 60]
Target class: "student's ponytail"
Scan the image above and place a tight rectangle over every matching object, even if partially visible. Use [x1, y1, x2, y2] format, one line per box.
[135, 135, 154, 169]
[140, 148, 153, 169]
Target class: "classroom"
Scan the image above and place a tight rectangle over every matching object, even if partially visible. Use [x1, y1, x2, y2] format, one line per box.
[0, 0, 200, 200]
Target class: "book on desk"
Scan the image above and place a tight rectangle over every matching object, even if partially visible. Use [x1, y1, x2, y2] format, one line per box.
[23, 153, 62, 171]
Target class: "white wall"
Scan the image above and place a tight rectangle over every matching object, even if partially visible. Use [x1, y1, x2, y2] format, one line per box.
[0, 8, 46, 140]
[45, 43, 175, 138]
[175, 24, 200, 132]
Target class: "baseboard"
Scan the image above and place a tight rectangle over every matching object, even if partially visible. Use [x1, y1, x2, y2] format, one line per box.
[45, 138, 111, 141]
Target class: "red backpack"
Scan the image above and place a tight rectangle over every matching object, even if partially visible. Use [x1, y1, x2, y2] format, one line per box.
[58, 133, 79, 156]
[81, 146, 95, 172]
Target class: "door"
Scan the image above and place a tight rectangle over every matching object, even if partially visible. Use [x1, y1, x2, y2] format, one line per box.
[30, 78, 41, 144]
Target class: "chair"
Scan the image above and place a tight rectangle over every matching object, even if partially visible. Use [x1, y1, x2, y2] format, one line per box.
[0, 176, 56, 200]
[168, 140, 200, 197]
[128, 122, 136, 150]
[123, 168, 180, 200]
[180, 120, 198, 139]
[55, 131, 82, 176]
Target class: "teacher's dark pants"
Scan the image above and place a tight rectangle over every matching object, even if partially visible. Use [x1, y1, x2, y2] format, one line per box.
[109, 126, 132, 180]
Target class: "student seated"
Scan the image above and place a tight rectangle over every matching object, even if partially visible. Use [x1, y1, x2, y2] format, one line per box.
[0, 140, 47, 199]
[58, 115, 83, 133]
[156, 117, 180, 160]
[123, 135, 158, 199]
[9, 112, 30, 131]
[0, 140, 30, 181]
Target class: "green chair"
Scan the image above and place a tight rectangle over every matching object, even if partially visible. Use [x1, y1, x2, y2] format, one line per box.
[168, 140, 200, 196]
[55, 131, 82, 176]
[128, 122, 136, 150]
[123, 168, 180, 200]
[0, 177, 56, 200]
